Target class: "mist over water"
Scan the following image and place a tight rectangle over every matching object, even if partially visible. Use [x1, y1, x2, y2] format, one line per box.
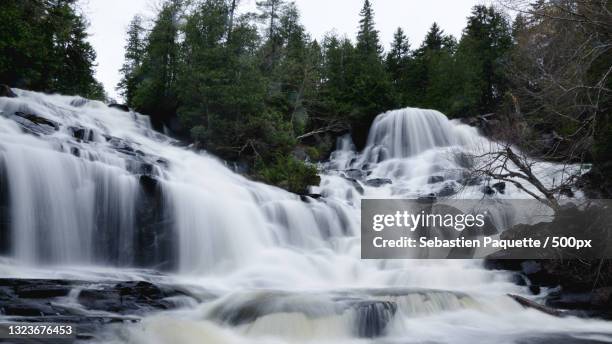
[0, 91, 610, 343]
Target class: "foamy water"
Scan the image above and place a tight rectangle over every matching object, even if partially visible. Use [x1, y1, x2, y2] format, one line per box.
[0, 91, 608, 343]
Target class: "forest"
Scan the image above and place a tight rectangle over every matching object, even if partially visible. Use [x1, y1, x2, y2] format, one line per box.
[0, 0, 610, 196]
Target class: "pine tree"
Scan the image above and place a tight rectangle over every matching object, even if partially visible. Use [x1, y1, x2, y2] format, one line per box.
[417, 23, 445, 55]
[356, 0, 382, 57]
[256, 0, 285, 38]
[454, 5, 512, 115]
[117, 15, 145, 106]
[349, 0, 394, 147]
[385, 28, 412, 106]
[0, 0, 105, 99]
[132, 1, 182, 129]
[257, 0, 286, 70]
[320, 34, 354, 118]
[386, 29, 410, 83]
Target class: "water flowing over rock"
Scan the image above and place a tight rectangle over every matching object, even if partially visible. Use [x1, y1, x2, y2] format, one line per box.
[1, 90, 610, 343]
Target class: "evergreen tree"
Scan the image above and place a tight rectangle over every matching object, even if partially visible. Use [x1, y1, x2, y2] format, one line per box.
[409, 22, 457, 111]
[256, 0, 285, 39]
[350, 0, 393, 148]
[320, 34, 354, 119]
[386, 27, 411, 105]
[117, 15, 145, 106]
[356, 0, 382, 57]
[454, 5, 512, 116]
[256, 0, 286, 70]
[511, 13, 527, 42]
[132, 1, 182, 129]
[0, 0, 105, 99]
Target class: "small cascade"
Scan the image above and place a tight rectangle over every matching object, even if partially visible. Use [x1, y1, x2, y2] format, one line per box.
[362, 108, 478, 162]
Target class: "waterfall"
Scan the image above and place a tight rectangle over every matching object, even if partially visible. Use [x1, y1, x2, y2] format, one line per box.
[363, 108, 477, 161]
[0, 90, 609, 344]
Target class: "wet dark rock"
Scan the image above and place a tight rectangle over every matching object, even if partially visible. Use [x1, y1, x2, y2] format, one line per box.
[427, 175, 445, 184]
[0, 161, 10, 255]
[0, 278, 203, 343]
[108, 103, 130, 112]
[0, 84, 17, 98]
[458, 175, 483, 186]
[482, 185, 495, 195]
[344, 169, 366, 180]
[454, 152, 474, 169]
[529, 285, 541, 295]
[546, 291, 592, 310]
[460, 113, 504, 136]
[545, 287, 612, 317]
[365, 178, 392, 187]
[10, 112, 59, 135]
[70, 97, 89, 107]
[559, 186, 574, 198]
[486, 205, 612, 319]
[68, 126, 94, 142]
[492, 182, 506, 194]
[70, 146, 80, 157]
[300, 194, 322, 202]
[71, 127, 86, 140]
[14, 284, 71, 299]
[135, 175, 176, 270]
[354, 300, 397, 338]
[106, 136, 135, 154]
[76, 281, 187, 315]
[2, 302, 60, 316]
[156, 158, 169, 168]
[508, 294, 563, 317]
[0, 280, 74, 317]
[436, 183, 457, 197]
[139, 175, 158, 194]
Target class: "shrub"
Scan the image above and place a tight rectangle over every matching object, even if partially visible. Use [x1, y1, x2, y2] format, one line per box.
[254, 155, 320, 194]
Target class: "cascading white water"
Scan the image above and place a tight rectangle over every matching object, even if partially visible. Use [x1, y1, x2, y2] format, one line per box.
[362, 108, 477, 162]
[0, 92, 610, 343]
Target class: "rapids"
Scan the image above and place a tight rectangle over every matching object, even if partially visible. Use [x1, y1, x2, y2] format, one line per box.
[0, 90, 609, 343]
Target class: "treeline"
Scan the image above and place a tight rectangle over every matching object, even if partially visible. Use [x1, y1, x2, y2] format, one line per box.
[117, 0, 517, 192]
[1, 0, 607, 195]
[0, 0, 105, 99]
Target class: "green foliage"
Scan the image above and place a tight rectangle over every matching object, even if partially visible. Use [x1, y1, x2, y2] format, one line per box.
[386, 28, 411, 104]
[453, 5, 513, 116]
[254, 155, 320, 194]
[114, 0, 541, 192]
[117, 15, 145, 106]
[131, 1, 181, 129]
[0, 0, 105, 99]
[349, 0, 394, 147]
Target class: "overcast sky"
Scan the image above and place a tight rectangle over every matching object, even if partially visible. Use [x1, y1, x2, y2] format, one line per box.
[85, 0, 488, 101]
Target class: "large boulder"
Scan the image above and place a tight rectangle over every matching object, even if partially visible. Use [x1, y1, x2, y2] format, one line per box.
[0, 84, 17, 98]
[10, 111, 59, 135]
[365, 178, 392, 187]
[108, 103, 130, 112]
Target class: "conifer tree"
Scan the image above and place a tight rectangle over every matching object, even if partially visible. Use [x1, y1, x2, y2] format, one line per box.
[117, 15, 145, 106]
[132, 1, 181, 129]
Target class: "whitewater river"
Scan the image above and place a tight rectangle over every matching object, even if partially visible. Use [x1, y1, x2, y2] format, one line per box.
[0, 90, 610, 343]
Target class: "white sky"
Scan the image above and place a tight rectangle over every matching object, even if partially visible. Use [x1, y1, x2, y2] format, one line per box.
[84, 0, 487, 101]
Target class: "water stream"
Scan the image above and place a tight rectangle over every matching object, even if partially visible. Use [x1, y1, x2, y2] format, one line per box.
[0, 90, 609, 343]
